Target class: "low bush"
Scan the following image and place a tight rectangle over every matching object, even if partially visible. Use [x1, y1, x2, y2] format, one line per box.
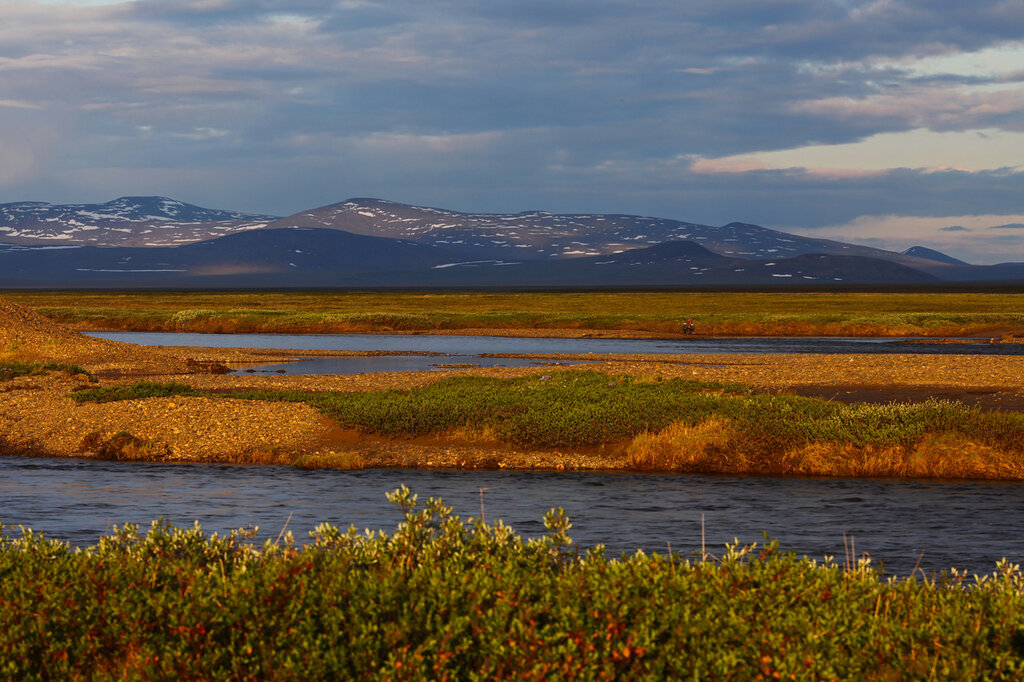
[301, 373, 753, 448]
[0, 361, 89, 382]
[70, 381, 202, 403]
[2, 488, 1023, 679]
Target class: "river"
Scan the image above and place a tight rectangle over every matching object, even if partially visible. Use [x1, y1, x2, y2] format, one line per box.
[2, 456, 1020, 577]
[88, 331, 1024, 375]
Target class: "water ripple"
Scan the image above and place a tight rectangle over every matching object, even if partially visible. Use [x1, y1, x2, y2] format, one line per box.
[1, 457, 1022, 576]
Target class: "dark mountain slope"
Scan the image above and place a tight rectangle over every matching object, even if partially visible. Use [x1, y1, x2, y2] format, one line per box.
[0, 230, 938, 288]
[355, 244, 938, 288]
[0, 228, 462, 286]
[176, 228, 460, 273]
[901, 246, 968, 266]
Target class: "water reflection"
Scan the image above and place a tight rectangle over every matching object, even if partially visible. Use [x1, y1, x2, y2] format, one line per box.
[235, 355, 590, 375]
[92, 331, 1016, 356]
[88, 331, 1024, 375]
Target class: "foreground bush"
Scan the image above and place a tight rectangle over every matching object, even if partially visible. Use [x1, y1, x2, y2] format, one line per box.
[2, 488, 1024, 679]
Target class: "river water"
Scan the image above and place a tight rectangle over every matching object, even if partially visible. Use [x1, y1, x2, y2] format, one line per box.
[89, 331, 1024, 375]
[2, 456, 1020, 577]
[6, 332, 1021, 576]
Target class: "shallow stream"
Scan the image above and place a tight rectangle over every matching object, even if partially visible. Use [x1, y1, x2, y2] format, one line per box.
[89, 331, 1024, 375]
[2, 457, 1020, 577]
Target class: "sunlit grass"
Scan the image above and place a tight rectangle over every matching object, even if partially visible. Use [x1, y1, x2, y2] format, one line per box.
[9, 290, 1024, 336]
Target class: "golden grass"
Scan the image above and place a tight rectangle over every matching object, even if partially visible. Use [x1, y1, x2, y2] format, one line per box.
[626, 418, 739, 470]
[443, 424, 504, 444]
[291, 450, 369, 470]
[777, 436, 1023, 479]
[9, 290, 1024, 337]
[625, 419, 1024, 479]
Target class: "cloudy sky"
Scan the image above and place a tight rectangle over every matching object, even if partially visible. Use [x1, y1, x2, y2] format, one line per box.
[3, 1, 1024, 263]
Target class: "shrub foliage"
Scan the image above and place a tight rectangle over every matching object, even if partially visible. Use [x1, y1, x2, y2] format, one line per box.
[0, 361, 89, 382]
[2, 488, 1024, 678]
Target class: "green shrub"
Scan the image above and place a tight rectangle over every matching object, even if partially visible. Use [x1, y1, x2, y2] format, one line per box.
[1, 488, 1023, 678]
[70, 372, 1024, 456]
[70, 381, 202, 403]
[0, 361, 90, 382]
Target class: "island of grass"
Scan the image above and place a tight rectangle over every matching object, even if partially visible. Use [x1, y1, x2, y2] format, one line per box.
[70, 371, 1024, 479]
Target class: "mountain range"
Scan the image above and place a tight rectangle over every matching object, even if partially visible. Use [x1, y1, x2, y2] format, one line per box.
[0, 196, 1019, 288]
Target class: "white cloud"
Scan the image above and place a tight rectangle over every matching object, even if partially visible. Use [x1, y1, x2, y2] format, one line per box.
[0, 99, 42, 109]
[790, 84, 1024, 133]
[354, 131, 504, 154]
[32, 1, 133, 5]
[789, 213, 1024, 264]
[690, 128, 1024, 176]
[873, 42, 1024, 79]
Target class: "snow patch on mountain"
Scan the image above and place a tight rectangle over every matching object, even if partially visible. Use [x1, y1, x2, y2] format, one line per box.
[0, 196, 278, 247]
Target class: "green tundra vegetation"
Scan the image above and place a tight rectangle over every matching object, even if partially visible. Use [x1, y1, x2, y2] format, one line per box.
[8, 289, 1024, 336]
[72, 372, 1024, 478]
[0, 361, 89, 382]
[1, 488, 1022, 679]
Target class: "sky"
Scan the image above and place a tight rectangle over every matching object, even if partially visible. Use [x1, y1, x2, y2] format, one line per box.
[3, 1, 1024, 263]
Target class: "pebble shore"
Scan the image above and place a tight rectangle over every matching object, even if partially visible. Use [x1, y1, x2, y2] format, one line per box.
[5, 295, 1024, 470]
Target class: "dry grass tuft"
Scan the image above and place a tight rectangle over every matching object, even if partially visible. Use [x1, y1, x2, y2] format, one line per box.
[904, 434, 1022, 479]
[626, 418, 739, 471]
[79, 430, 172, 461]
[627, 419, 1024, 479]
[776, 435, 1023, 479]
[291, 450, 368, 470]
[444, 424, 504, 444]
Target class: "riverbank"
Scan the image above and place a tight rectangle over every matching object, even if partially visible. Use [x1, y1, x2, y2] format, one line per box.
[6, 294, 1024, 477]
[8, 289, 1024, 338]
[7, 350, 1024, 478]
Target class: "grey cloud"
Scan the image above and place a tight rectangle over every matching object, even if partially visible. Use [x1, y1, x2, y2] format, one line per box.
[130, 0, 336, 25]
[988, 223, 1024, 229]
[940, 225, 970, 232]
[989, 233, 1024, 245]
[317, 8, 407, 33]
[567, 166, 1024, 228]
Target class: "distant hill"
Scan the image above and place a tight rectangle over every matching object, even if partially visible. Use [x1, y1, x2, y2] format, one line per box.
[0, 233, 937, 288]
[396, 244, 938, 288]
[0, 196, 275, 247]
[266, 198, 927, 265]
[901, 246, 967, 266]
[7, 194, 1024, 288]
[0, 228, 461, 286]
